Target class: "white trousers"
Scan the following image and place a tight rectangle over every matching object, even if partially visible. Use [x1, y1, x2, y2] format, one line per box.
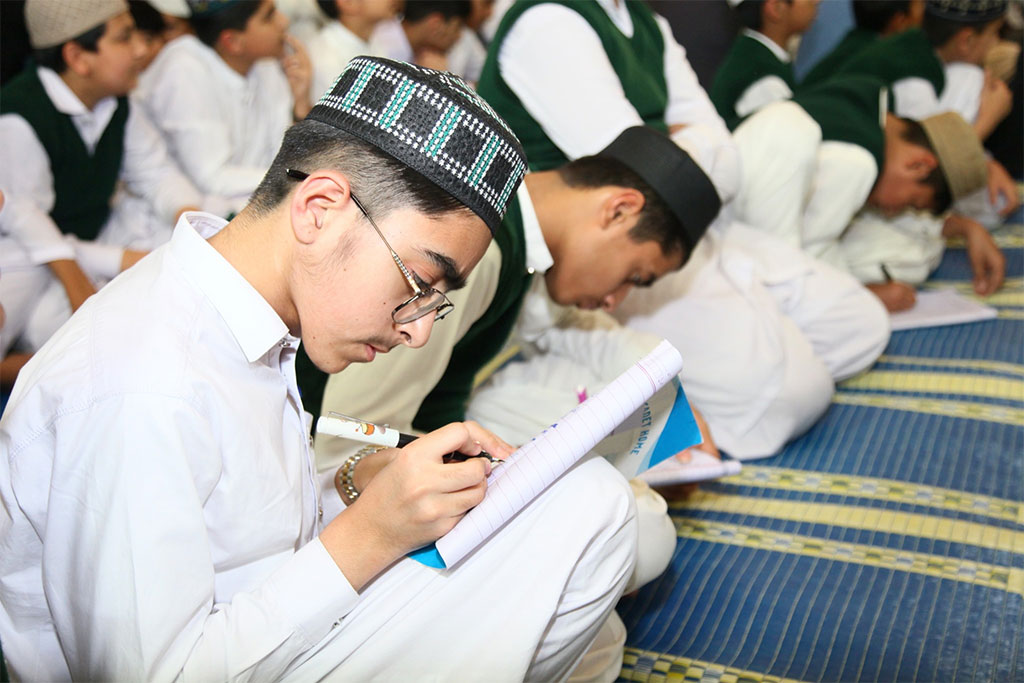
[0, 267, 71, 357]
[285, 455, 638, 683]
[732, 100, 881, 274]
[613, 225, 890, 460]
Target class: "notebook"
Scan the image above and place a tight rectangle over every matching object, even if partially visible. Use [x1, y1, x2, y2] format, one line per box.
[889, 289, 997, 331]
[410, 340, 696, 569]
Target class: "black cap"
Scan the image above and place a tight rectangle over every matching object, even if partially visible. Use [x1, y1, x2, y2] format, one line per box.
[597, 126, 721, 253]
[308, 56, 526, 235]
[925, 0, 1007, 23]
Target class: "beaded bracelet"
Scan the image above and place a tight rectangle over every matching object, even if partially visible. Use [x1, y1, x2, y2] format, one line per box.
[337, 445, 385, 505]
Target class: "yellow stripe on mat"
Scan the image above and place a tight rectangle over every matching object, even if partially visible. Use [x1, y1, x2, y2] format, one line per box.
[840, 371, 1024, 401]
[831, 392, 1024, 425]
[731, 466, 1022, 524]
[670, 491, 1024, 555]
[923, 277, 1024, 297]
[621, 647, 805, 683]
[875, 355, 1024, 377]
[672, 518, 1024, 595]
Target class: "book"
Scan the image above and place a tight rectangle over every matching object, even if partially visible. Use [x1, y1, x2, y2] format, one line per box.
[637, 449, 742, 487]
[410, 340, 697, 569]
[889, 289, 997, 331]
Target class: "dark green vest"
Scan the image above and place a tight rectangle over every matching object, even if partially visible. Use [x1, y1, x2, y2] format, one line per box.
[710, 33, 796, 130]
[477, 0, 668, 171]
[793, 75, 889, 173]
[800, 27, 878, 88]
[835, 28, 945, 105]
[0, 67, 128, 241]
[413, 199, 533, 431]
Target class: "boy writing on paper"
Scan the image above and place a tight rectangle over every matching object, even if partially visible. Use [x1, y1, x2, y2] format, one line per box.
[478, 0, 888, 462]
[729, 74, 1002, 311]
[0, 57, 638, 682]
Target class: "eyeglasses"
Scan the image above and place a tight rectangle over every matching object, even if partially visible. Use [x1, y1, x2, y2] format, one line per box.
[286, 169, 454, 324]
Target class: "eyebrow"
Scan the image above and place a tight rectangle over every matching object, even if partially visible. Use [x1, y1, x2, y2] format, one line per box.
[425, 250, 468, 291]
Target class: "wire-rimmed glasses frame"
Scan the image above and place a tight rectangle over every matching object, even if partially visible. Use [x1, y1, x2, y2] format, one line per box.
[285, 168, 454, 324]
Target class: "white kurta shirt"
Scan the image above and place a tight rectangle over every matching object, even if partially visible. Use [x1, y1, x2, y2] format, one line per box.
[0, 213, 357, 681]
[495, 0, 740, 203]
[309, 20, 374, 101]
[133, 35, 293, 200]
[0, 67, 200, 277]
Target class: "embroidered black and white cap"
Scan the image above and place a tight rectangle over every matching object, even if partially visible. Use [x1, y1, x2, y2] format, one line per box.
[308, 57, 527, 235]
[597, 126, 722, 254]
[925, 0, 1007, 22]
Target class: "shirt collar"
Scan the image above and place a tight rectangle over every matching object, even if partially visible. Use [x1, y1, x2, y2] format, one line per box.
[518, 182, 553, 275]
[169, 212, 293, 363]
[742, 28, 792, 63]
[596, 0, 634, 37]
[326, 20, 371, 50]
[36, 66, 118, 118]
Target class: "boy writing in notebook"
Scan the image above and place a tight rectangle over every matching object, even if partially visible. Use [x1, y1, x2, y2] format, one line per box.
[0, 57, 637, 681]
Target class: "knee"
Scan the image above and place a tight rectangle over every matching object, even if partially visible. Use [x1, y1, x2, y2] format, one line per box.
[835, 289, 891, 380]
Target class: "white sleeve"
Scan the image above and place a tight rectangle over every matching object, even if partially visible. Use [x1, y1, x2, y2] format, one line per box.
[0, 114, 75, 264]
[141, 53, 267, 197]
[656, 15, 740, 204]
[65, 235, 125, 281]
[44, 394, 358, 682]
[497, 4, 646, 156]
[938, 62, 984, 123]
[892, 77, 942, 119]
[121, 103, 203, 223]
[734, 75, 794, 119]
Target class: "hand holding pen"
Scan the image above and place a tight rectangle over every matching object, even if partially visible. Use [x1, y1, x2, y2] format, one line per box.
[318, 413, 504, 464]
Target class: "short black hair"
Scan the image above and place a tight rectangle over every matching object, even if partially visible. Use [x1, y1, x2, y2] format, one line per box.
[32, 22, 106, 73]
[316, 0, 339, 20]
[249, 119, 474, 223]
[922, 12, 1000, 47]
[190, 1, 263, 47]
[900, 117, 952, 213]
[129, 0, 166, 36]
[852, 0, 911, 33]
[557, 155, 687, 258]
[734, 0, 767, 30]
[403, 0, 471, 24]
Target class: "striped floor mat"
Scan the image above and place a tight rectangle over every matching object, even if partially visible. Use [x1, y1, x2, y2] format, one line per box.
[618, 221, 1024, 683]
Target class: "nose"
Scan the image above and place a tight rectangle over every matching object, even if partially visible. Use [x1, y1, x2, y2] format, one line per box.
[397, 313, 436, 349]
[600, 284, 633, 313]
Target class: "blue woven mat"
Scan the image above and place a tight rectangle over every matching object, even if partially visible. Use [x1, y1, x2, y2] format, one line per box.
[618, 221, 1024, 683]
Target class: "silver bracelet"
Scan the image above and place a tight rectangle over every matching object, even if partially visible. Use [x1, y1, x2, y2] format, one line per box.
[337, 445, 384, 504]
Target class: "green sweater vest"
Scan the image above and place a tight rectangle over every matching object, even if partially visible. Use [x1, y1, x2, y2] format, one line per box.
[793, 75, 889, 174]
[835, 28, 945, 104]
[800, 27, 878, 88]
[413, 199, 532, 431]
[710, 33, 796, 130]
[0, 67, 128, 242]
[477, 0, 668, 171]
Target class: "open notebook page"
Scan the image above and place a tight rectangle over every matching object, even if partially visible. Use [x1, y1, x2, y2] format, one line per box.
[414, 340, 683, 569]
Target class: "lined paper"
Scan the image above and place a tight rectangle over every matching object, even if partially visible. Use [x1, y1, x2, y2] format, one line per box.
[433, 340, 683, 567]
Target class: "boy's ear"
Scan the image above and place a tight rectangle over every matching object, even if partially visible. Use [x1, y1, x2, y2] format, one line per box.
[905, 147, 939, 180]
[217, 28, 245, 56]
[289, 170, 353, 244]
[763, 0, 787, 23]
[950, 26, 976, 60]
[62, 41, 92, 77]
[600, 187, 646, 232]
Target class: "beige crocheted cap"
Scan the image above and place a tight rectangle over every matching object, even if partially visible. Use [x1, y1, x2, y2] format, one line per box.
[919, 111, 988, 201]
[25, 0, 129, 49]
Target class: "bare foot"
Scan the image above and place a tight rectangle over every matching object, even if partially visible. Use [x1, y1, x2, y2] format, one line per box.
[866, 281, 916, 312]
